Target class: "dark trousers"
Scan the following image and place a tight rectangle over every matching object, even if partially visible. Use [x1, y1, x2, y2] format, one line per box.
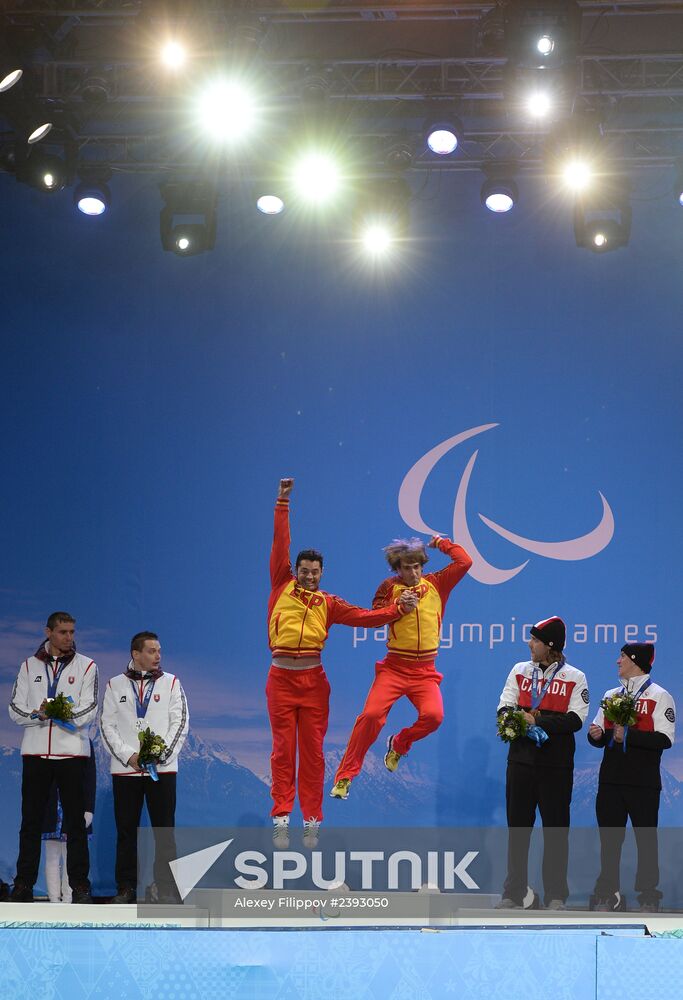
[503, 762, 573, 905]
[16, 756, 89, 889]
[113, 774, 177, 892]
[594, 782, 661, 904]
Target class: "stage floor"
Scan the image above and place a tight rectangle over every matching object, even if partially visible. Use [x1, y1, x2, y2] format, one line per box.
[2, 898, 683, 932]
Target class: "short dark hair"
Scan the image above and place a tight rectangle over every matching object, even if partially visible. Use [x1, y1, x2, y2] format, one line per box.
[46, 612, 75, 630]
[131, 631, 159, 654]
[295, 549, 324, 570]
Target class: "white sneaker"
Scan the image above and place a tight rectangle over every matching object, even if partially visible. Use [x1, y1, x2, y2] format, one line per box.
[272, 815, 290, 849]
[303, 818, 321, 849]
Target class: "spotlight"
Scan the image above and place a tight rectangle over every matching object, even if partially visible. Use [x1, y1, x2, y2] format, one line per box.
[22, 151, 67, 191]
[160, 182, 217, 256]
[256, 194, 284, 215]
[161, 41, 187, 70]
[291, 153, 341, 204]
[481, 178, 518, 213]
[0, 37, 22, 93]
[354, 177, 410, 259]
[536, 34, 555, 57]
[74, 180, 110, 216]
[170, 224, 209, 255]
[80, 74, 111, 104]
[197, 79, 258, 143]
[300, 64, 334, 103]
[424, 116, 463, 156]
[505, 2, 580, 70]
[574, 178, 631, 253]
[360, 223, 393, 256]
[562, 158, 592, 192]
[25, 112, 53, 144]
[525, 90, 552, 119]
[385, 134, 414, 171]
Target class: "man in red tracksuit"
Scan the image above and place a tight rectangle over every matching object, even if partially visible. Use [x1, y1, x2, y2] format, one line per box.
[267, 478, 416, 847]
[330, 533, 472, 799]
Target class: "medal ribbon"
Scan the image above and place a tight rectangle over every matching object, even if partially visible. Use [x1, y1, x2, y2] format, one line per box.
[530, 663, 563, 711]
[47, 659, 68, 700]
[130, 678, 156, 720]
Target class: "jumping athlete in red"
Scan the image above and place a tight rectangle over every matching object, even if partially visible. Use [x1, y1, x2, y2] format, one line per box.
[267, 478, 417, 847]
[330, 534, 472, 799]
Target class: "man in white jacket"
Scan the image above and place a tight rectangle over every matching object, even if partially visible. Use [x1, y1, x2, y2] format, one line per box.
[101, 631, 189, 904]
[8, 611, 98, 903]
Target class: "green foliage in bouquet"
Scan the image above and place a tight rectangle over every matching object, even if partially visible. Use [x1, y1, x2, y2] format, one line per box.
[601, 691, 638, 727]
[497, 707, 529, 743]
[43, 693, 74, 721]
[137, 727, 167, 765]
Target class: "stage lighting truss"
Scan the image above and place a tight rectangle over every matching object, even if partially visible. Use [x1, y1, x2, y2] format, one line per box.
[353, 177, 411, 255]
[574, 177, 632, 253]
[160, 181, 218, 255]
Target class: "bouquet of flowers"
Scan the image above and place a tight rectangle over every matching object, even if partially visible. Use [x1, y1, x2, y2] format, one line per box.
[497, 708, 529, 743]
[137, 727, 167, 781]
[600, 691, 638, 727]
[36, 693, 76, 732]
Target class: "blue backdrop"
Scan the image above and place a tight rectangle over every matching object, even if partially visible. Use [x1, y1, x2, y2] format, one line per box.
[1, 167, 682, 893]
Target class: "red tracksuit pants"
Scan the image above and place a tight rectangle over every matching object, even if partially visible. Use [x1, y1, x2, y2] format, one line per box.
[266, 664, 330, 821]
[334, 659, 444, 782]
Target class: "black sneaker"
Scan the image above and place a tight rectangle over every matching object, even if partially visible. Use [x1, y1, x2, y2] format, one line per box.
[111, 887, 137, 904]
[72, 885, 93, 904]
[9, 881, 33, 903]
[590, 891, 625, 912]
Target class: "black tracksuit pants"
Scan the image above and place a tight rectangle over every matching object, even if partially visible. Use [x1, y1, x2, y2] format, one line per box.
[113, 774, 177, 892]
[594, 782, 661, 904]
[16, 756, 89, 889]
[503, 762, 573, 905]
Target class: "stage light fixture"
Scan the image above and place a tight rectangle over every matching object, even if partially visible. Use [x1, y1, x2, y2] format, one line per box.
[256, 194, 284, 215]
[505, 2, 580, 71]
[385, 134, 415, 171]
[481, 178, 518, 213]
[74, 180, 110, 216]
[354, 177, 410, 258]
[525, 90, 552, 119]
[574, 178, 631, 253]
[562, 157, 592, 192]
[21, 151, 68, 191]
[26, 114, 53, 144]
[536, 34, 555, 57]
[161, 41, 187, 70]
[360, 223, 393, 257]
[198, 79, 258, 143]
[160, 182, 217, 256]
[424, 116, 463, 156]
[0, 36, 22, 93]
[291, 153, 341, 204]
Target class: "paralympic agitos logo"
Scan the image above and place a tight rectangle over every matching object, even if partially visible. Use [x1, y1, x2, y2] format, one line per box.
[398, 423, 614, 586]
